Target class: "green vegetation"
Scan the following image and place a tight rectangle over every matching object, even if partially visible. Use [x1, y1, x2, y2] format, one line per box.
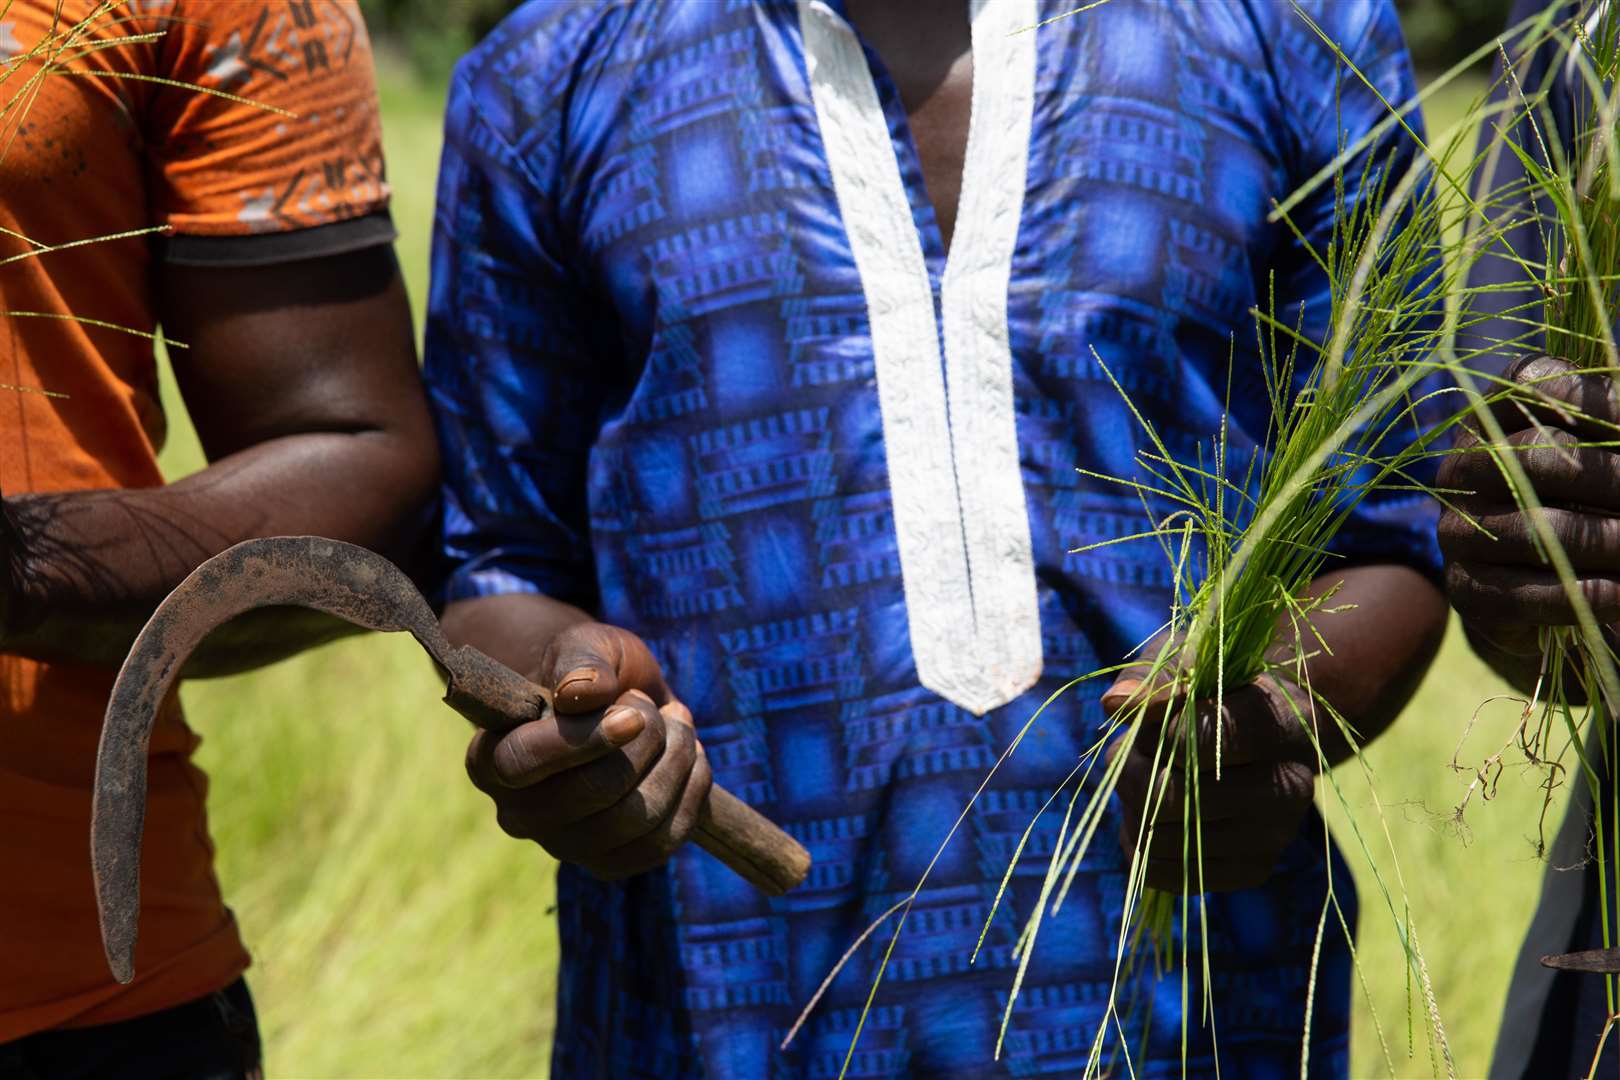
[149, 60, 1550, 1080]
[357, 0, 515, 85]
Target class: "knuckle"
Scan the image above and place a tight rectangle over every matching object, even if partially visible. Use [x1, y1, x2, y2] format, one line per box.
[579, 757, 640, 810]
[1583, 576, 1620, 614]
[492, 736, 545, 787]
[663, 699, 695, 728]
[622, 687, 657, 708]
[691, 745, 714, 796]
[553, 622, 599, 653]
[666, 718, 697, 769]
[598, 622, 636, 658]
[474, 730, 542, 791]
[1445, 427, 1483, 459]
[494, 805, 530, 841]
[538, 637, 568, 683]
[665, 814, 697, 853]
[465, 738, 491, 788]
[549, 623, 620, 684]
[1275, 762, 1315, 801]
[1529, 425, 1580, 457]
[668, 789, 707, 850]
[1435, 512, 1480, 555]
[626, 781, 671, 832]
[1443, 562, 1490, 613]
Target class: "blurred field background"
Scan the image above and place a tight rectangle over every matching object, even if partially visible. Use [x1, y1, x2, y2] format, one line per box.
[145, 5, 1561, 1078]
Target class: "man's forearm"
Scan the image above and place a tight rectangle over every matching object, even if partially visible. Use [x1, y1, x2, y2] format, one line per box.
[1282, 563, 1449, 766]
[2, 428, 435, 675]
[440, 591, 594, 682]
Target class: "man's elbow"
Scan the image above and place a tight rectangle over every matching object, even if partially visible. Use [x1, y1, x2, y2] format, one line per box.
[354, 407, 443, 583]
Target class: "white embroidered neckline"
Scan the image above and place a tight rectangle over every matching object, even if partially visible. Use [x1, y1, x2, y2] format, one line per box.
[799, 0, 1042, 716]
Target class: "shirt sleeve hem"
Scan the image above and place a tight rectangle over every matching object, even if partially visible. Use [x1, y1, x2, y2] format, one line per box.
[159, 212, 398, 268]
[441, 564, 596, 610]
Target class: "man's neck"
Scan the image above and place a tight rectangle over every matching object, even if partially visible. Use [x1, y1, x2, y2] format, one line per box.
[843, 0, 974, 254]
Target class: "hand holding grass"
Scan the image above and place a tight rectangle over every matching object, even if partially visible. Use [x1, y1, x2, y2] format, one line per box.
[1102, 646, 1317, 894]
[1440, 355, 1620, 677]
[1101, 562, 1447, 895]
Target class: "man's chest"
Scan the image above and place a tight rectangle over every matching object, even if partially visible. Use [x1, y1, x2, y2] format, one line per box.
[569, 2, 1288, 399]
[564, 2, 1297, 717]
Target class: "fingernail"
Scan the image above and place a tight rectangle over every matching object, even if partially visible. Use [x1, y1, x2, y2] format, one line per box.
[1103, 679, 1141, 710]
[557, 667, 599, 698]
[602, 706, 643, 744]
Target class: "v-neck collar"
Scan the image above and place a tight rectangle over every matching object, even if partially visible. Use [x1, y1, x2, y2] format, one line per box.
[798, 0, 1042, 716]
[813, 1, 951, 279]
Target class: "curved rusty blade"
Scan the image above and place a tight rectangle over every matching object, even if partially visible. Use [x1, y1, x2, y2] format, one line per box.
[93, 536, 456, 984]
[1542, 949, 1620, 974]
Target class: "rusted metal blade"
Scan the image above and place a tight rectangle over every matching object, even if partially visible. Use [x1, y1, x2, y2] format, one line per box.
[1542, 949, 1620, 974]
[93, 536, 457, 984]
[95, 534, 809, 986]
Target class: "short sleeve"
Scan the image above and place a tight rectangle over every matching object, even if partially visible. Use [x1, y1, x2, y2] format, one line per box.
[423, 58, 610, 610]
[143, 0, 393, 263]
[1275, 1, 1448, 580]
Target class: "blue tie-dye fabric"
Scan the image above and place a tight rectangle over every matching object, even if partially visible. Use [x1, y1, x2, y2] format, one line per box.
[423, 2, 1440, 1076]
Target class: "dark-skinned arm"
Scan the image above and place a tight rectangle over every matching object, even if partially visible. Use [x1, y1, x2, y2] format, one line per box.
[1102, 563, 1447, 892]
[0, 244, 439, 675]
[1267, 563, 1450, 766]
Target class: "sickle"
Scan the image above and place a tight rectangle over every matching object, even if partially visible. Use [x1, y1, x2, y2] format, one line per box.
[93, 535, 810, 984]
[1541, 949, 1620, 974]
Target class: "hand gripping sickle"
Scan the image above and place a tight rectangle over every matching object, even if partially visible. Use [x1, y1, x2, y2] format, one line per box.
[91, 535, 811, 984]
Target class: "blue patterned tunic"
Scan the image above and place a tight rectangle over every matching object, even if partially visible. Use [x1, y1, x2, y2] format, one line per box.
[424, 2, 1439, 1076]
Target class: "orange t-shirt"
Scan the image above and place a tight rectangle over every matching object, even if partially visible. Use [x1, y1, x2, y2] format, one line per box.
[0, 0, 391, 1040]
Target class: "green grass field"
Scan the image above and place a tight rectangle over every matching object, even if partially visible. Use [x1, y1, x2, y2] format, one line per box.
[150, 64, 1553, 1078]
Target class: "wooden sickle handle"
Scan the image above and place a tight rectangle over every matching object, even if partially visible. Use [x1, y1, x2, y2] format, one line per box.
[695, 785, 811, 896]
[443, 645, 811, 895]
